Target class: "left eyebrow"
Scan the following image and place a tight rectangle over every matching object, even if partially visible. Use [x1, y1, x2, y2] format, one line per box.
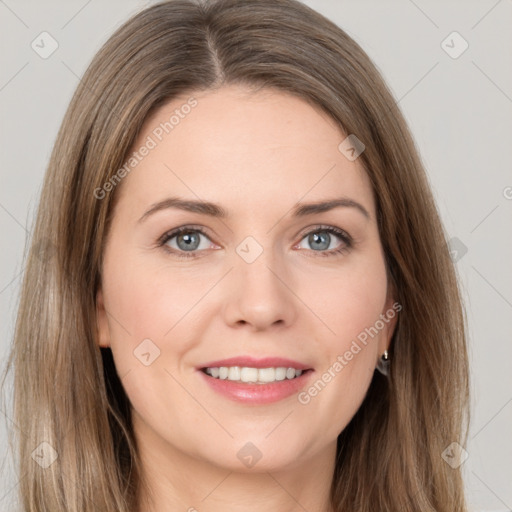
[291, 198, 370, 220]
[137, 196, 370, 223]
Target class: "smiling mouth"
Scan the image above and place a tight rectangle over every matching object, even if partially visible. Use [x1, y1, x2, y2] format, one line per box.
[201, 366, 312, 384]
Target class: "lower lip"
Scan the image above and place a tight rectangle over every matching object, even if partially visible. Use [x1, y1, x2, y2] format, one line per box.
[198, 370, 314, 404]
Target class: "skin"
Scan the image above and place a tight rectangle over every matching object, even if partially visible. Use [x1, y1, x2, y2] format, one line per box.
[96, 84, 397, 512]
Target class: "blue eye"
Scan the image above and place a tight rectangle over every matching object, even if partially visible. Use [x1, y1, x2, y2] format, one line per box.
[159, 226, 214, 257]
[158, 225, 352, 259]
[296, 226, 352, 257]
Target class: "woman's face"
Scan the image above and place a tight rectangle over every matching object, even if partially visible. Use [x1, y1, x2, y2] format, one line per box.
[96, 84, 397, 473]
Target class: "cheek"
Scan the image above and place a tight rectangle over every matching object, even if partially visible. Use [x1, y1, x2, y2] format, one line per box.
[101, 259, 208, 431]
[311, 249, 388, 350]
[104, 254, 208, 341]
[98, 259, 176, 380]
[299, 251, 387, 435]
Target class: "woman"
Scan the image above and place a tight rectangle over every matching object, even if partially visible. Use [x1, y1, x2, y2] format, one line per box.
[3, 0, 470, 510]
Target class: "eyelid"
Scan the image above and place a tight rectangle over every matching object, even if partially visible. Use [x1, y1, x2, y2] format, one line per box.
[295, 223, 352, 242]
[293, 224, 353, 257]
[156, 223, 213, 242]
[157, 223, 354, 257]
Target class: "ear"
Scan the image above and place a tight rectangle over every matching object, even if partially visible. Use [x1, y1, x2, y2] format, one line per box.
[96, 287, 111, 348]
[377, 288, 399, 358]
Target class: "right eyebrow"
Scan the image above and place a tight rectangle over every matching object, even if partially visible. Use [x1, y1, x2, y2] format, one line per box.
[138, 197, 228, 223]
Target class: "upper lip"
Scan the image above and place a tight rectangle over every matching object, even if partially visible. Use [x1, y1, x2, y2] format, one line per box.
[198, 356, 313, 371]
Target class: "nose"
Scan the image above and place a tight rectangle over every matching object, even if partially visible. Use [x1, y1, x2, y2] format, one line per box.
[222, 248, 298, 331]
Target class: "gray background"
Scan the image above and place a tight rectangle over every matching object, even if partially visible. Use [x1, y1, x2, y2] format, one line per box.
[1, 0, 511, 510]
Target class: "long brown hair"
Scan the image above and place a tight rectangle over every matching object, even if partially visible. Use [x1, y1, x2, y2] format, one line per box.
[2, 0, 470, 510]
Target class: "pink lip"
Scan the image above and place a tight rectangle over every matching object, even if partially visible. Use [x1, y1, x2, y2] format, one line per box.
[197, 356, 312, 371]
[198, 370, 314, 405]
[196, 356, 314, 405]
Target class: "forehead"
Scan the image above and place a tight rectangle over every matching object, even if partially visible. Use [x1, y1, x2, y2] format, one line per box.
[114, 85, 374, 220]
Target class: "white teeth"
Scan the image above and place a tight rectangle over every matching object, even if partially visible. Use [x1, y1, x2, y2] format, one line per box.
[228, 366, 241, 380]
[240, 367, 258, 383]
[204, 366, 305, 383]
[258, 368, 276, 383]
[285, 367, 296, 379]
[275, 367, 286, 381]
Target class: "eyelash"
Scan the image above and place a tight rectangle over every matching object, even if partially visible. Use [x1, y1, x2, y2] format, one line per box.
[157, 224, 353, 259]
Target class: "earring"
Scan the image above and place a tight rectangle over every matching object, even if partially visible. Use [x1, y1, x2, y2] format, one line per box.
[376, 349, 390, 376]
